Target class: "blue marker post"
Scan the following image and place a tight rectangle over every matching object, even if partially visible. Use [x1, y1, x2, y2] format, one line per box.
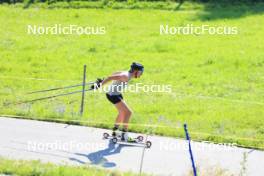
[184, 123, 197, 176]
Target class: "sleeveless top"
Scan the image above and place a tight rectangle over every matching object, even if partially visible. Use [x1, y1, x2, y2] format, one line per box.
[107, 71, 131, 95]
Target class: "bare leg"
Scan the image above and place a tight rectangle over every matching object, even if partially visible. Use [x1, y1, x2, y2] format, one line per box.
[114, 100, 132, 131]
[115, 112, 123, 126]
[114, 104, 125, 127]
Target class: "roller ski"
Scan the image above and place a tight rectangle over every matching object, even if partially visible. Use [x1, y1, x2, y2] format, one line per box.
[103, 131, 152, 148]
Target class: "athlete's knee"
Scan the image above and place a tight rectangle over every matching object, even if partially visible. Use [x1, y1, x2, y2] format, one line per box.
[126, 109, 132, 117]
[118, 111, 126, 117]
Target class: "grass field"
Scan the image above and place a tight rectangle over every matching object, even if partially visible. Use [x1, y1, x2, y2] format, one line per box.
[0, 3, 264, 149]
[0, 158, 141, 176]
[0, 157, 234, 176]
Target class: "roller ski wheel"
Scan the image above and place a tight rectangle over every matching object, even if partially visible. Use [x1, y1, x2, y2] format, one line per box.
[146, 141, 152, 148]
[136, 135, 144, 142]
[112, 137, 118, 144]
[103, 132, 110, 139]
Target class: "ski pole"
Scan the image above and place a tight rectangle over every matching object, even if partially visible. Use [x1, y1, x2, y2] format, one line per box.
[184, 124, 197, 176]
[9, 88, 94, 106]
[26, 81, 95, 94]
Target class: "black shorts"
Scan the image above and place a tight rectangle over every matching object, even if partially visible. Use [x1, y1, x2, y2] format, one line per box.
[106, 94, 123, 104]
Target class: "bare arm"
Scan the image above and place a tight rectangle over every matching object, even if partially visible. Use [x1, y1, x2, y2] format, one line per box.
[102, 72, 129, 86]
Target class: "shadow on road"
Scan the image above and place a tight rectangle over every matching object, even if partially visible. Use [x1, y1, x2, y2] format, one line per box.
[69, 141, 135, 168]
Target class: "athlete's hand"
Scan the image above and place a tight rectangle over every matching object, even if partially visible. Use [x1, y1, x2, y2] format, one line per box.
[90, 78, 104, 90]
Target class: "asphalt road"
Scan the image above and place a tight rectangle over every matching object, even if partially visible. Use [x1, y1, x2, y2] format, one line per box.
[0, 117, 263, 176]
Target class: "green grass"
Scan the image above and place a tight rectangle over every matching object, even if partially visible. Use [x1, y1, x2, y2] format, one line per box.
[0, 3, 264, 149]
[0, 157, 234, 176]
[0, 158, 141, 176]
